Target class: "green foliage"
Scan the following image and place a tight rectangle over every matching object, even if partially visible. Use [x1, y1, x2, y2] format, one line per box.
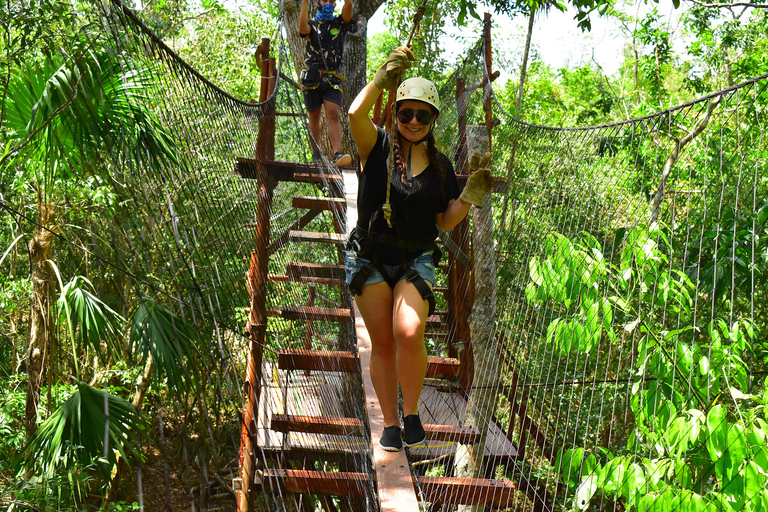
[683, 7, 768, 92]
[636, 9, 674, 106]
[172, 2, 273, 100]
[57, 276, 126, 366]
[527, 227, 767, 510]
[20, 381, 144, 482]
[2, 48, 178, 201]
[129, 298, 204, 393]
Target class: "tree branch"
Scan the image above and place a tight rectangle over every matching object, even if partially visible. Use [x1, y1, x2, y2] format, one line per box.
[650, 95, 722, 224]
[688, 0, 768, 8]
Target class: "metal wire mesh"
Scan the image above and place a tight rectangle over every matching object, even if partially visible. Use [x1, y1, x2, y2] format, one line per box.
[2, 1, 766, 510]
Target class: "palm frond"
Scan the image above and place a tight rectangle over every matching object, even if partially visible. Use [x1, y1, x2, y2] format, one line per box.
[130, 298, 202, 393]
[20, 381, 144, 480]
[57, 276, 126, 362]
[2, 49, 179, 193]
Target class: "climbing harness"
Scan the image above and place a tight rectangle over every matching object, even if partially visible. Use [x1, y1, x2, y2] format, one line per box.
[347, 225, 440, 316]
[300, 67, 346, 92]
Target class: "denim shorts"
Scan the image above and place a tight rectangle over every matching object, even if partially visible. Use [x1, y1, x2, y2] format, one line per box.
[345, 249, 436, 290]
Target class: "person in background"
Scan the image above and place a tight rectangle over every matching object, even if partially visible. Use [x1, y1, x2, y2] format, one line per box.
[346, 47, 494, 451]
[299, 0, 353, 167]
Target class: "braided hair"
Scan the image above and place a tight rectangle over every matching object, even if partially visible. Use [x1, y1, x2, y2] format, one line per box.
[392, 124, 448, 205]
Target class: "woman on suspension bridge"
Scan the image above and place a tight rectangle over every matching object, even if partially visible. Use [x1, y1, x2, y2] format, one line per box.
[346, 46, 494, 451]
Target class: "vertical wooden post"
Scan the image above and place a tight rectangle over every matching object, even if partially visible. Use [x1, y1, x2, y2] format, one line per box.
[447, 77, 474, 386]
[239, 38, 276, 512]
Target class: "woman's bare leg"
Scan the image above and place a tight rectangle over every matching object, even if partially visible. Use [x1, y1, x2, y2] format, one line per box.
[392, 280, 429, 417]
[355, 281, 399, 427]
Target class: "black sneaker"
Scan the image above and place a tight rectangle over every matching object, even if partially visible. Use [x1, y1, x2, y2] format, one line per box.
[331, 151, 352, 167]
[403, 414, 426, 446]
[379, 426, 403, 452]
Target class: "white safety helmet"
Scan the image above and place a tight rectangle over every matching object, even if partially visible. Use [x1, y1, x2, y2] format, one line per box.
[396, 77, 440, 117]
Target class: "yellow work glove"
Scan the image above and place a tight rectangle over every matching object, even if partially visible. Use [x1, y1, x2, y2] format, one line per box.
[373, 46, 415, 90]
[460, 151, 494, 207]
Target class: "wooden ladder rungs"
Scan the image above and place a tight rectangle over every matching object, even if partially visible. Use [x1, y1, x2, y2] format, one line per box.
[424, 424, 480, 444]
[268, 273, 343, 286]
[292, 195, 346, 212]
[294, 172, 343, 184]
[286, 261, 345, 280]
[263, 469, 370, 496]
[420, 476, 517, 506]
[278, 349, 358, 373]
[288, 230, 346, 245]
[281, 305, 351, 322]
[425, 356, 459, 378]
[271, 414, 363, 436]
[277, 349, 457, 377]
[426, 316, 448, 330]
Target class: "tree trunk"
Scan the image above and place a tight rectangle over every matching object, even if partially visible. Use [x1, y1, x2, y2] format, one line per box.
[25, 202, 56, 442]
[280, 0, 385, 159]
[515, 9, 536, 115]
[454, 126, 500, 511]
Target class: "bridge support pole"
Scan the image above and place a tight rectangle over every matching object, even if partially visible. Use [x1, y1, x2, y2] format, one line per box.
[239, 38, 277, 512]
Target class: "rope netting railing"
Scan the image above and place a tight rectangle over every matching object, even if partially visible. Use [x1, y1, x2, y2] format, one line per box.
[2, 0, 767, 511]
[2, 0, 369, 509]
[411, 26, 768, 512]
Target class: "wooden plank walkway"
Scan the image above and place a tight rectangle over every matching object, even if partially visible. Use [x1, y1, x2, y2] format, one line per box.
[354, 300, 421, 511]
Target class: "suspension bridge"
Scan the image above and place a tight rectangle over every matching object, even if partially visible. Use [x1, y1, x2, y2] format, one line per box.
[2, 0, 767, 510]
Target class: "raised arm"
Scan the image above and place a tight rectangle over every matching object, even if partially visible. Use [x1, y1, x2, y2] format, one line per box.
[349, 46, 416, 165]
[299, 0, 310, 36]
[341, 0, 352, 23]
[348, 82, 381, 164]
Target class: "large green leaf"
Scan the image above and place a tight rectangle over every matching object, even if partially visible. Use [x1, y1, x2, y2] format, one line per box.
[20, 381, 143, 479]
[129, 298, 202, 393]
[2, 49, 178, 201]
[57, 276, 126, 362]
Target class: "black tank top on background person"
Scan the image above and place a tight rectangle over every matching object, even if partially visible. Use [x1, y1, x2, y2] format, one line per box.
[356, 128, 460, 265]
[303, 16, 350, 71]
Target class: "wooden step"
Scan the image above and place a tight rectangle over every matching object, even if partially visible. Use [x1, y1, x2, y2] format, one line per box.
[278, 349, 358, 373]
[426, 315, 448, 330]
[271, 414, 363, 436]
[268, 273, 343, 286]
[425, 356, 459, 378]
[277, 349, 458, 378]
[423, 424, 480, 444]
[294, 172, 343, 185]
[235, 158, 343, 185]
[281, 305, 351, 322]
[288, 230, 346, 246]
[286, 262, 345, 280]
[270, 414, 475, 443]
[263, 469, 370, 496]
[420, 476, 517, 506]
[292, 195, 346, 213]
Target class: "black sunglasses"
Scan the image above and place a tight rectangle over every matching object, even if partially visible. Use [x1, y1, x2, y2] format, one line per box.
[396, 108, 434, 125]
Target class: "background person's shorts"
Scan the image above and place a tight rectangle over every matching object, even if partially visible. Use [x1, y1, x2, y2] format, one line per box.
[303, 81, 342, 112]
[345, 249, 436, 291]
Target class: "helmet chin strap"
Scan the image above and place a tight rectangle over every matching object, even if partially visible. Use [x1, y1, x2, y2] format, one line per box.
[397, 124, 434, 184]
